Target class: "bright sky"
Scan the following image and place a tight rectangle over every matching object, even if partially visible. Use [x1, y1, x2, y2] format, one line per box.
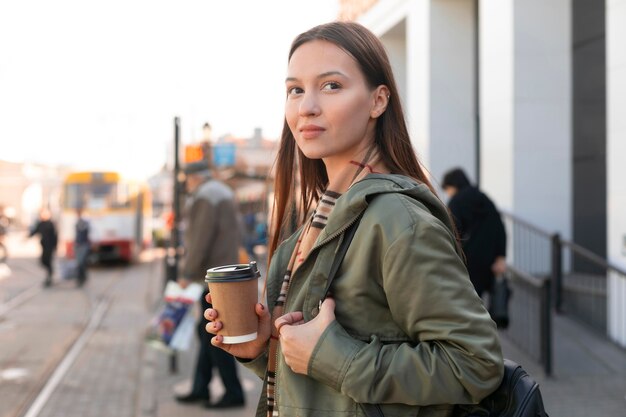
[0, 0, 339, 180]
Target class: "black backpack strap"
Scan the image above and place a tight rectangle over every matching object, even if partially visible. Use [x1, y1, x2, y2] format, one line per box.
[361, 403, 385, 417]
[321, 214, 363, 302]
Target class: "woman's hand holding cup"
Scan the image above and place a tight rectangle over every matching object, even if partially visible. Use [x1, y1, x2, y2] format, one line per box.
[204, 293, 271, 359]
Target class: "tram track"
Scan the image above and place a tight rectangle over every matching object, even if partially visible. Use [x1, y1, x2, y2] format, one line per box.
[0, 284, 41, 319]
[0, 260, 46, 320]
[21, 298, 110, 417]
[0, 263, 129, 417]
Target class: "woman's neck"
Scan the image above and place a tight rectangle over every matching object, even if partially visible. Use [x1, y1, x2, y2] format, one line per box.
[323, 140, 376, 186]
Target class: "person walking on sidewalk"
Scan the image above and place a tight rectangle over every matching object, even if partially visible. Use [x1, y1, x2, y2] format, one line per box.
[28, 208, 58, 287]
[205, 21, 503, 417]
[441, 167, 507, 298]
[175, 160, 245, 409]
[74, 209, 91, 287]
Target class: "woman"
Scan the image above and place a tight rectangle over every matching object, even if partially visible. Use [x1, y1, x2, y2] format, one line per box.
[205, 21, 503, 417]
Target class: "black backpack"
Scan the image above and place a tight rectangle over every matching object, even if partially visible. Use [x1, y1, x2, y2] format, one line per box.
[328, 220, 549, 417]
[452, 359, 549, 417]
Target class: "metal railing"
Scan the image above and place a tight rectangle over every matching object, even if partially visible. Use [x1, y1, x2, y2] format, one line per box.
[502, 210, 626, 351]
[499, 211, 553, 375]
[554, 237, 626, 346]
[501, 266, 552, 376]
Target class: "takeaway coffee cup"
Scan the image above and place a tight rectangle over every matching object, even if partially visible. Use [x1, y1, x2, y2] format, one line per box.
[205, 261, 260, 344]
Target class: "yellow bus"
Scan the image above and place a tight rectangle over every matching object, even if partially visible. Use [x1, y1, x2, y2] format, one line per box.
[60, 171, 152, 263]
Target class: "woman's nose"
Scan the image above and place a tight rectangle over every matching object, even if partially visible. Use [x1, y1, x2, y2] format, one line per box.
[299, 92, 321, 117]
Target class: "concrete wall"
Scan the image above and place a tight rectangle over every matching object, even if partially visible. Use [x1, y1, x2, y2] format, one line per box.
[607, 0, 626, 346]
[380, 20, 408, 112]
[607, 0, 626, 269]
[480, 0, 572, 238]
[430, 0, 477, 187]
[479, 0, 515, 210]
[367, 0, 476, 189]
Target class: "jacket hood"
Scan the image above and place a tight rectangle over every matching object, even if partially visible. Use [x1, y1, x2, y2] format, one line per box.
[316, 174, 455, 245]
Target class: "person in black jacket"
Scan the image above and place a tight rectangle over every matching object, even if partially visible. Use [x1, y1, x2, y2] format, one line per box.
[442, 168, 507, 297]
[28, 208, 58, 287]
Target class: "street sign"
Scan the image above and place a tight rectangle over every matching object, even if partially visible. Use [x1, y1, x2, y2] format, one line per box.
[213, 143, 236, 167]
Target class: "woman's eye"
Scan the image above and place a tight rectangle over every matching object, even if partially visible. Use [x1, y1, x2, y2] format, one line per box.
[322, 82, 341, 91]
[287, 86, 303, 96]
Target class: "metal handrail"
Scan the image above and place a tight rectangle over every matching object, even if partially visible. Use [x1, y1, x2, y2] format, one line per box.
[561, 239, 626, 276]
[507, 264, 548, 288]
[502, 210, 626, 276]
[499, 209, 553, 238]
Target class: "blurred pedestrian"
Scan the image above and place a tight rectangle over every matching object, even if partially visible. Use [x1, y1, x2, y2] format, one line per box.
[205, 22, 503, 416]
[175, 160, 245, 409]
[74, 208, 91, 287]
[28, 208, 58, 287]
[442, 167, 507, 297]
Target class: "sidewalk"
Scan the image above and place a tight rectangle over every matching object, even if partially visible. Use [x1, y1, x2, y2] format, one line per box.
[138, 333, 262, 417]
[137, 254, 265, 417]
[499, 314, 626, 417]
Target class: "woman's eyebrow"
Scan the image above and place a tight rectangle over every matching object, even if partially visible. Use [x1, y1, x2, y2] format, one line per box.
[285, 71, 347, 83]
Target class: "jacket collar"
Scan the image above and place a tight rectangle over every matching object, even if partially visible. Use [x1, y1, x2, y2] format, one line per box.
[314, 173, 451, 245]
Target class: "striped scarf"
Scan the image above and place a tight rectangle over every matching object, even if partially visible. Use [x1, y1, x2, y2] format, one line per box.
[266, 146, 388, 416]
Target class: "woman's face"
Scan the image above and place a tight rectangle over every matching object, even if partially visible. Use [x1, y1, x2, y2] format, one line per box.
[285, 40, 381, 169]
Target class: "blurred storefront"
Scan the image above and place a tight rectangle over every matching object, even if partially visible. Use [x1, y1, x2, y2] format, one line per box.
[146, 126, 276, 251]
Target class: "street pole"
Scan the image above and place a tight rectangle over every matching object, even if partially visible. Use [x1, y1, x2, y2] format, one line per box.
[166, 116, 181, 374]
[166, 117, 181, 285]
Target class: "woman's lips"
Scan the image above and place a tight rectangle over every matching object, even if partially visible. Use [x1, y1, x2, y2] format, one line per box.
[300, 125, 325, 139]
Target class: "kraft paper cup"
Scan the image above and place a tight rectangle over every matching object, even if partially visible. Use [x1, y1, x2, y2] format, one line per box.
[205, 261, 260, 344]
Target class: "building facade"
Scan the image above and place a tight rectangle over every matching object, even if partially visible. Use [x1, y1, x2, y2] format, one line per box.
[0, 160, 69, 228]
[347, 0, 625, 346]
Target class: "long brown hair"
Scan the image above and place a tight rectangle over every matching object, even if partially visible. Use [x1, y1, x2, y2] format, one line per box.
[269, 21, 438, 261]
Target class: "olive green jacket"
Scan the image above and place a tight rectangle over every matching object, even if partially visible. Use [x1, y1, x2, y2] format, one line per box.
[243, 174, 504, 417]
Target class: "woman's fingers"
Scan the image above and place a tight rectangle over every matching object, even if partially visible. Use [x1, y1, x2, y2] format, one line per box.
[274, 311, 305, 334]
[205, 292, 212, 304]
[205, 320, 222, 335]
[210, 334, 229, 351]
[204, 307, 217, 321]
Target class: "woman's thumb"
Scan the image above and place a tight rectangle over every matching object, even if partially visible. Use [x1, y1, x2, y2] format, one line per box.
[256, 303, 271, 337]
[256, 303, 269, 320]
[318, 297, 336, 319]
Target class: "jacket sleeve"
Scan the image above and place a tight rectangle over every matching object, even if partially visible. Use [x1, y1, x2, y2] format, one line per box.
[308, 216, 504, 406]
[182, 199, 217, 282]
[237, 350, 268, 380]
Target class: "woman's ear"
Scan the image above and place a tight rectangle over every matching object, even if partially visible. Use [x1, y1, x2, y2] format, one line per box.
[370, 85, 390, 119]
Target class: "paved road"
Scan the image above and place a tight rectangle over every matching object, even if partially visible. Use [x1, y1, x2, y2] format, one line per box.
[0, 234, 164, 417]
